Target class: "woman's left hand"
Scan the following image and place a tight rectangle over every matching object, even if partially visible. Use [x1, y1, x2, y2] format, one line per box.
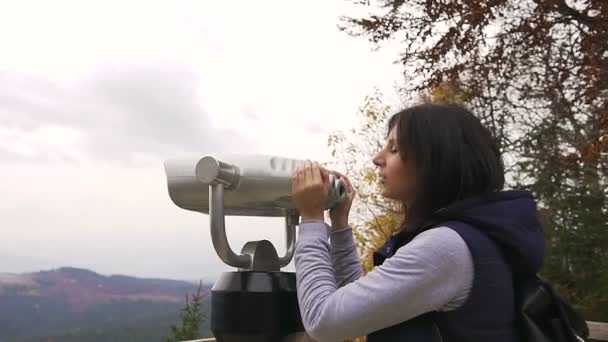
[329, 170, 356, 230]
[292, 160, 329, 221]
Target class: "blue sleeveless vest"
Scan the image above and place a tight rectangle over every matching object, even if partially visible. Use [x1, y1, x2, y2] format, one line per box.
[368, 220, 520, 342]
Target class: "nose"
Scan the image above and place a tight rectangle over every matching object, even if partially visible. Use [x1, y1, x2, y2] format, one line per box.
[373, 152, 384, 167]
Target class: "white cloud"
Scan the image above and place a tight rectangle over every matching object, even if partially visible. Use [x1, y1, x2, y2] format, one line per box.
[0, 160, 295, 280]
[0, 124, 84, 161]
[0, 64, 254, 164]
[0, 1, 402, 279]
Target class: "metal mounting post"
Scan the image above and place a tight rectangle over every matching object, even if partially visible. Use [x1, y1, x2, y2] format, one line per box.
[209, 183, 298, 271]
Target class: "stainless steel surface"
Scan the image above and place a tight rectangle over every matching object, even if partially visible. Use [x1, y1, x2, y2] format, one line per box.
[279, 211, 298, 268]
[209, 184, 297, 270]
[195, 156, 239, 189]
[209, 183, 251, 269]
[164, 154, 347, 217]
[166, 153, 339, 269]
[168, 154, 333, 341]
[239, 240, 280, 272]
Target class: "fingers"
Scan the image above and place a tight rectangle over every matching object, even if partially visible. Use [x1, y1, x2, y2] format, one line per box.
[331, 170, 355, 194]
[343, 175, 354, 194]
[331, 169, 345, 176]
[319, 165, 330, 183]
[295, 160, 345, 190]
[293, 163, 306, 193]
[294, 161, 324, 189]
[305, 160, 313, 183]
[301, 160, 325, 188]
[292, 160, 329, 219]
[312, 161, 323, 184]
[332, 170, 350, 186]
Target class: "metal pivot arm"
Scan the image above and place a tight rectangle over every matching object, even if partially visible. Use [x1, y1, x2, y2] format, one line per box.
[279, 211, 298, 268]
[209, 183, 251, 269]
[209, 183, 298, 271]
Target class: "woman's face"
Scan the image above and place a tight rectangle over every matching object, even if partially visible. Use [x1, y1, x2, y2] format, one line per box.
[373, 126, 417, 203]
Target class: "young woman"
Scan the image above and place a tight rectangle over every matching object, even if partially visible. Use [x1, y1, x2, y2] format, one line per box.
[292, 103, 545, 342]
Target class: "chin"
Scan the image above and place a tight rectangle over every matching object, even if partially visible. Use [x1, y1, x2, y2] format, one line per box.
[380, 189, 396, 200]
[381, 188, 407, 202]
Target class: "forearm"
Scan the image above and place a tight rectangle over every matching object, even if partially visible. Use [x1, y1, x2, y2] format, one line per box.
[330, 226, 363, 287]
[295, 225, 474, 342]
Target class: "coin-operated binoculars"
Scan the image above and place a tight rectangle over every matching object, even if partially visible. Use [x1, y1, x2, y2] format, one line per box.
[164, 154, 346, 342]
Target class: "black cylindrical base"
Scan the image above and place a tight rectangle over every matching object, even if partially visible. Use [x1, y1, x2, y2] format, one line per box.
[210, 271, 304, 342]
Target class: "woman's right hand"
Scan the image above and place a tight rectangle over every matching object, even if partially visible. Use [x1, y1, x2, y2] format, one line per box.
[326, 169, 356, 230]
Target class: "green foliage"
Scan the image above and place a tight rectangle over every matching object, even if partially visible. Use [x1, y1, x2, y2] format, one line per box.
[337, 0, 607, 322]
[328, 89, 403, 274]
[518, 122, 608, 320]
[166, 282, 207, 342]
[328, 83, 472, 274]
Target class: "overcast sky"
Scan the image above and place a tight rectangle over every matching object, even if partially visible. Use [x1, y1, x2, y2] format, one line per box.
[0, 1, 403, 281]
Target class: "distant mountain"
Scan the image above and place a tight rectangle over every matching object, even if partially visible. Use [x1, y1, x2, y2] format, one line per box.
[0, 267, 212, 342]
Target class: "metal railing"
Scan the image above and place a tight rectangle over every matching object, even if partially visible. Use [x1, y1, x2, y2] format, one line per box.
[589, 321, 608, 341]
[183, 321, 608, 342]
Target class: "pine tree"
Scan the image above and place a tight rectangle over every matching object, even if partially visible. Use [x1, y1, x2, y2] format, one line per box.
[166, 282, 206, 342]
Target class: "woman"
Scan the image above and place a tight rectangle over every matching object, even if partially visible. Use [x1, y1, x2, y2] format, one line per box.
[292, 103, 545, 342]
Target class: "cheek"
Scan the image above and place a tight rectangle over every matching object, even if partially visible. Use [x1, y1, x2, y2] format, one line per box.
[394, 160, 417, 198]
[402, 166, 417, 195]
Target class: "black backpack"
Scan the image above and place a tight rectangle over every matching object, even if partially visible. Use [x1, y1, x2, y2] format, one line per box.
[431, 211, 590, 342]
[516, 275, 589, 342]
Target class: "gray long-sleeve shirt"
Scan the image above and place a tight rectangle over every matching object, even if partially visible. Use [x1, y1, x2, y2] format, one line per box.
[294, 221, 474, 342]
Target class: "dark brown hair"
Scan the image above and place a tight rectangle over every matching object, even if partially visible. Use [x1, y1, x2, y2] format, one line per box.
[387, 103, 505, 230]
